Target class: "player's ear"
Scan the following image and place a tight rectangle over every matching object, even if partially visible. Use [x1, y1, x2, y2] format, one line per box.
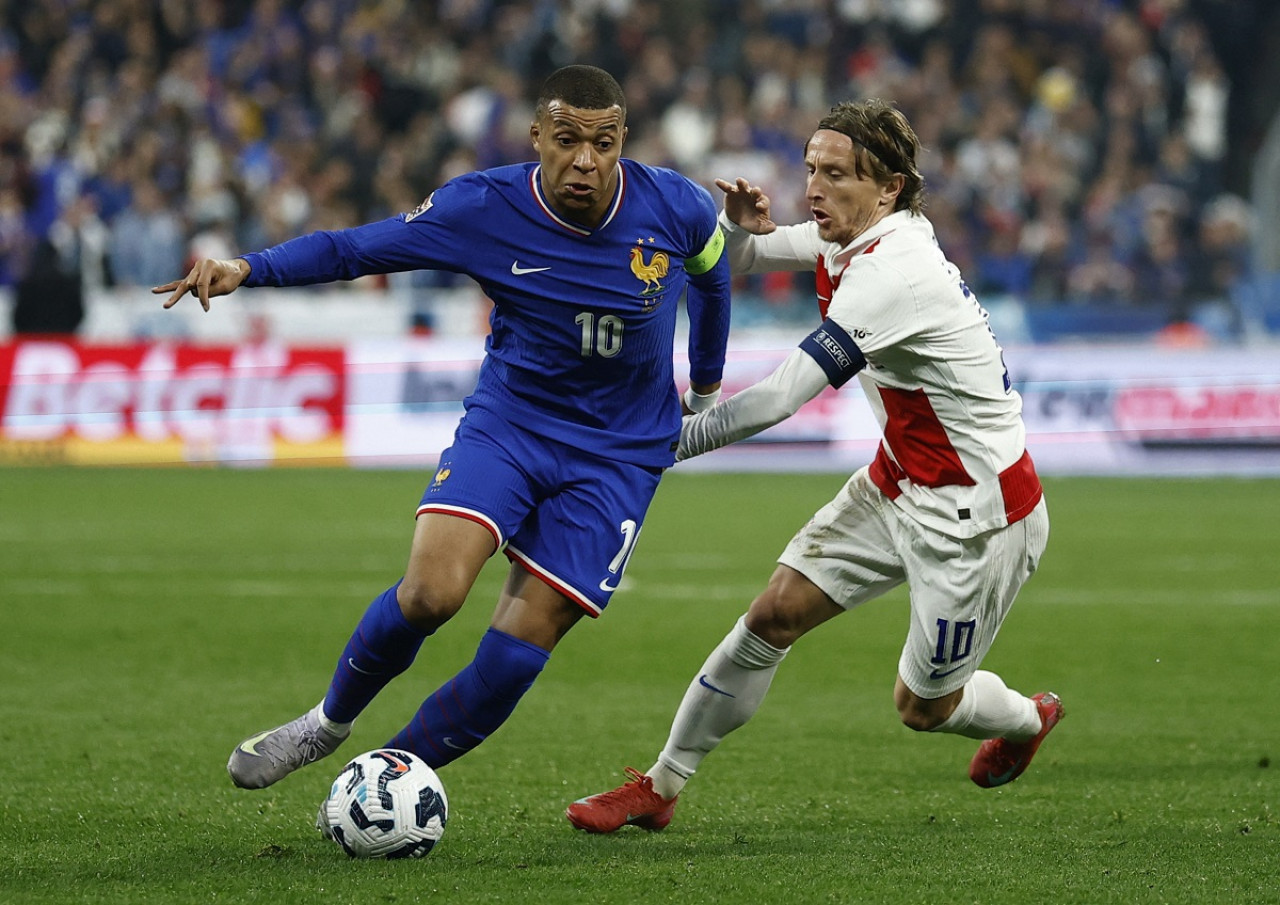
[881, 173, 904, 207]
[530, 120, 541, 152]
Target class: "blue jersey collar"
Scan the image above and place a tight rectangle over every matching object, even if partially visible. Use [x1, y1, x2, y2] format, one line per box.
[529, 160, 627, 236]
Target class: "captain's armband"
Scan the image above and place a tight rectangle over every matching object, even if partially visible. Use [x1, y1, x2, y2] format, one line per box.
[684, 228, 725, 276]
[798, 319, 867, 388]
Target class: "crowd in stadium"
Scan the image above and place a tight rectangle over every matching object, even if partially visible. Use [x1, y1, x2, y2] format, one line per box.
[0, 0, 1258, 331]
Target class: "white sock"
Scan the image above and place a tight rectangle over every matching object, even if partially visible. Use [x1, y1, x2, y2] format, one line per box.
[935, 671, 1040, 741]
[647, 615, 789, 799]
[315, 700, 353, 738]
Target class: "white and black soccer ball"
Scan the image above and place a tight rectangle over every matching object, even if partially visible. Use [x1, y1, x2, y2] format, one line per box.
[316, 748, 448, 859]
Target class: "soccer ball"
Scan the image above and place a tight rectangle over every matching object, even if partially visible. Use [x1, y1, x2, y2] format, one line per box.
[316, 748, 448, 859]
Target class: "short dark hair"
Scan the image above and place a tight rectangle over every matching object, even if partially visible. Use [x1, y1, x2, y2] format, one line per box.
[535, 65, 626, 120]
[813, 99, 925, 214]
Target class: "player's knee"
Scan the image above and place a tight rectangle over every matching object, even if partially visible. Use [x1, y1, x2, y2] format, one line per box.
[898, 704, 946, 733]
[743, 590, 805, 649]
[396, 576, 467, 631]
[743, 568, 834, 649]
[895, 686, 956, 732]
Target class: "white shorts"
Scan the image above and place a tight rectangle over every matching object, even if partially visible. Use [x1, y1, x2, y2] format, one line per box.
[777, 466, 1049, 698]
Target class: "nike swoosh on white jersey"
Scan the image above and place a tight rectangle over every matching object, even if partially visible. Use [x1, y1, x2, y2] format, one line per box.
[511, 261, 551, 275]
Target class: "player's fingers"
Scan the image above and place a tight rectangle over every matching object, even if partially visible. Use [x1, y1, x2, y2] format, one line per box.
[194, 266, 213, 312]
[162, 284, 189, 308]
[151, 280, 180, 295]
[713, 178, 734, 194]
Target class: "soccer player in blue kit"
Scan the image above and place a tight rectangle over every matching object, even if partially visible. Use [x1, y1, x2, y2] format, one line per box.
[155, 65, 732, 789]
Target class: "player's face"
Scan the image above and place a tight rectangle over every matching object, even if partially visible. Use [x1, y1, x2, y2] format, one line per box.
[804, 129, 902, 247]
[531, 101, 627, 227]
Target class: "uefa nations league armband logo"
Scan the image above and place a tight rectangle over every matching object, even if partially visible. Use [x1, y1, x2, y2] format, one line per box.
[404, 192, 436, 222]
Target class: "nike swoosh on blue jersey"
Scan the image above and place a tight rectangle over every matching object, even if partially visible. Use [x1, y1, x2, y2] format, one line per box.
[511, 261, 551, 275]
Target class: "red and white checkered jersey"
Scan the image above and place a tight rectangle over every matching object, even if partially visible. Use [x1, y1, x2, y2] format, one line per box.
[724, 210, 1041, 538]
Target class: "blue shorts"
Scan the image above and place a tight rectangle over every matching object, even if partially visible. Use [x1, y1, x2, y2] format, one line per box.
[417, 413, 664, 616]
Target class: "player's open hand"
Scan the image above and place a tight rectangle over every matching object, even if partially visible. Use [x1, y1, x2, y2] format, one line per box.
[714, 177, 775, 235]
[153, 258, 251, 311]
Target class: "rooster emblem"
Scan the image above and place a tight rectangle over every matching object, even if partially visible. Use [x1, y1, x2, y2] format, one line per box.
[629, 245, 670, 296]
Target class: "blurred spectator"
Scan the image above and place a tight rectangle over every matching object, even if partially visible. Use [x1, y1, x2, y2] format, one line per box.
[974, 219, 1032, 297]
[1130, 203, 1190, 305]
[109, 181, 185, 288]
[1187, 193, 1252, 305]
[12, 195, 107, 334]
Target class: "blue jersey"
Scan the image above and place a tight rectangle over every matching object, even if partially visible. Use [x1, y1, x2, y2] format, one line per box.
[242, 160, 731, 467]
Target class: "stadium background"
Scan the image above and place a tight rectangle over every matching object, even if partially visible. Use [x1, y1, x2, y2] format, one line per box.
[0, 0, 1277, 471]
[3, 5, 1279, 903]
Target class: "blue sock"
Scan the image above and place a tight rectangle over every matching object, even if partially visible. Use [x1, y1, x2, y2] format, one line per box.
[323, 581, 428, 724]
[385, 627, 550, 768]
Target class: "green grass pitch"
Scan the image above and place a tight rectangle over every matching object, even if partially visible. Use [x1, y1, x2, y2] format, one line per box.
[1, 467, 1277, 904]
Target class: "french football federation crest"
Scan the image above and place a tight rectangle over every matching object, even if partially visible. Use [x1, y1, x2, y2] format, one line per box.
[629, 241, 669, 297]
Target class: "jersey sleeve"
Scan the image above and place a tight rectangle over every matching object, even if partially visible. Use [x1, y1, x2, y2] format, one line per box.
[823, 257, 920, 357]
[242, 178, 476, 287]
[677, 348, 829, 461]
[677, 177, 731, 386]
[720, 215, 824, 276]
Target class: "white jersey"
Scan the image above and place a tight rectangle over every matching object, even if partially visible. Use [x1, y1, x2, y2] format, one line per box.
[722, 210, 1041, 538]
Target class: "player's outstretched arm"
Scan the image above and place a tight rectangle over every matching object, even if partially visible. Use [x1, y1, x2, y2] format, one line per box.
[153, 258, 251, 312]
[678, 349, 829, 461]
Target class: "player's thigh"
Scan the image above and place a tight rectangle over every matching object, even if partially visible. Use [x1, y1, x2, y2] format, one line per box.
[401, 512, 501, 620]
[506, 454, 664, 617]
[896, 498, 1049, 698]
[415, 417, 540, 549]
[776, 466, 906, 611]
[403, 419, 541, 618]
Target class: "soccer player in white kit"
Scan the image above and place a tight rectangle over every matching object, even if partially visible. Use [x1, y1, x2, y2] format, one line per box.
[567, 99, 1063, 833]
